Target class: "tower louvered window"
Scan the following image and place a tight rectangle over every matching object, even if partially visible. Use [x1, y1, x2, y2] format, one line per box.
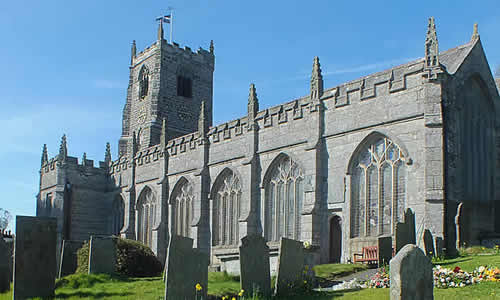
[350, 137, 406, 238]
[173, 180, 193, 238]
[139, 66, 150, 99]
[212, 170, 241, 246]
[264, 155, 304, 242]
[177, 76, 192, 98]
[137, 187, 156, 248]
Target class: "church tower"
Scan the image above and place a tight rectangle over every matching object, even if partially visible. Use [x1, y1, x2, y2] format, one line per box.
[119, 22, 215, 156]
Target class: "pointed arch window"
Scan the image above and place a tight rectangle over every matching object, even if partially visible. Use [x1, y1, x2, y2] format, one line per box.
[111, 195, 125, 236]
[172, 180, 193, 238]
[350, 136, 407, 238]
[139, 66, 150, 99]
[212, 169, 242, 246]
[137, 187, 156, 248]
[264, 155, 304, 242]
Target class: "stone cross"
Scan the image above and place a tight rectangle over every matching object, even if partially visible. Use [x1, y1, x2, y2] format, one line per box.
[390, 244, 433, 300]
[13, 216, 57, 300]
[88, 236, 117, 275]
[239, 235, 271, 297]
[275, 237, 305, 296]
[164, 235, 209, 300]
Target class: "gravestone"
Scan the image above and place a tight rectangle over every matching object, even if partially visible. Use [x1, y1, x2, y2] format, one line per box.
[390, 244, 433, 300]
[88, 236, 116, 275]
[434, 237, 444, 258]
[239, 235, 271, 297]
[164, 235, 209, 300]
[423, 230, 435, 257]
[0, 238, 10, 292]
[59, 240, 84, 278]
[275, 237, 305, 296]
[13, 216, 57, 300]
[404, 208, 416, 244]
[395, 222, 409, 253]
[378, 236, 392, 266]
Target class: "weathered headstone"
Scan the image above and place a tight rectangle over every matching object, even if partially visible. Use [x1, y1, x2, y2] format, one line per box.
[0, 238, 10, 292]
[390, 244, 433, 300]
[164, 235, 209, 300]
[239, 235, 271, 297]
[88, 236, 116, 275]
[395, 222, 409, 253]
[434, 237, 444, 258]
[275, 237, 305, 296]
[59, 240, 84, 278]
[378, 236, 392, 266]
[13, 216, 57, 300]
[404, 208, 416, 245]
[423, 230, 435, 257]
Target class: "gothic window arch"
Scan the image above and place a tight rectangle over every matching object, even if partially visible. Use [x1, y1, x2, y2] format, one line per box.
[350, 135, 407, 238]
[264, 154, 304, 242]
[138, 66, 150, 99]
[211, 169, 242, 246]
[137, 186, 156, 248]
[176, 67, 192, 98]
[111, 195, 125, 235]
[172, 178, 194, 238]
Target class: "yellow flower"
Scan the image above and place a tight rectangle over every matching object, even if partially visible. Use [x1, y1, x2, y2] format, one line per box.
[232, 297, 236, 300]
[303, 241, 311, 249]
[222, 297, 227, 300]
[195, 283, 202, 291]
[238, 289, 244, 297]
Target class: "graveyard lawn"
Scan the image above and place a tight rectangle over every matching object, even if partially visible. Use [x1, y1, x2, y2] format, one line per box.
[1, 253, 499, 299]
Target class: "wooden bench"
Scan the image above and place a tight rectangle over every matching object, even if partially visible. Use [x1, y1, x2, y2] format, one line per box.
[353, 246, 379, 264]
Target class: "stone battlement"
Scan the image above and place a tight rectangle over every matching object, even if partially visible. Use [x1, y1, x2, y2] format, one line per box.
[133, 40, 213, 67]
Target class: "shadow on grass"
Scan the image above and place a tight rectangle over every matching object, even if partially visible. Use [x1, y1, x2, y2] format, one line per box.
[56, 291, 134, 298]
[433, 257, 472, 267]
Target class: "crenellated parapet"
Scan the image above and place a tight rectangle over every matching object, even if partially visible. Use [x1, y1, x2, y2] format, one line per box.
[132, 40, 214, 68]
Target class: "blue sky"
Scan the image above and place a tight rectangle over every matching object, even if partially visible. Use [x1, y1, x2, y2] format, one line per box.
[1, 0, 499, 230]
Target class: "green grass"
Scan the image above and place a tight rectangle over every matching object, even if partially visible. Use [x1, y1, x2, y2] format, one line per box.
[1, 250, 499, 300]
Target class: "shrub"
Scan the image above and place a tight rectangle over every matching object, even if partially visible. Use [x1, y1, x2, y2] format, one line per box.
[55, 273, 112, 289]
[75, 237, 162, 277]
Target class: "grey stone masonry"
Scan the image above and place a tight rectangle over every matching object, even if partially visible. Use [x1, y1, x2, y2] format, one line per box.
[275, 238, 305, 296]
[59, 240, 84, 278]
[0, 238, 10, 293]
[88, 236, 117, 275]
[390, 244, 433, 300]
[164, 235, 209, 300]
[239, 235, 271, 297]
[13, 216, 57, 300]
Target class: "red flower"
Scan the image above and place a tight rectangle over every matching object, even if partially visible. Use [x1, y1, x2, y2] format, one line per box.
[453, 267, 461, 273]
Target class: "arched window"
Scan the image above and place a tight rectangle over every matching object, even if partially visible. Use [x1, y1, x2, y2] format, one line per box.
[111, 195, 125, 235]
[350, 136, 406, 238]
[172, 179, 193, 238]
[212, 169, 241, 246]
[264, 155, 304, 242]
[137, 187, 156, 248]
[139, 66, 149, 99]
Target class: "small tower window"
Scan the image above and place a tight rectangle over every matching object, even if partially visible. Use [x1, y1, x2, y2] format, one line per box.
[139, 66, 150, 99]
[177, 76, 192, 98]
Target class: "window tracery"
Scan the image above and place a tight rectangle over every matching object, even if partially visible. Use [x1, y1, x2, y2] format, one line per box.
[264, 155, 304, 242]
[173, 180, 193, 238]
[137, 187, 156, 248]
[350, 136, 406, 238]
[139, 66, 150, 99]
[111, 196, 125, 236]
[212, 169, 241, 246]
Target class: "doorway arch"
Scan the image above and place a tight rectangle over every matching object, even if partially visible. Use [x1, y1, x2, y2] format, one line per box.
[329, 215, 342, 263]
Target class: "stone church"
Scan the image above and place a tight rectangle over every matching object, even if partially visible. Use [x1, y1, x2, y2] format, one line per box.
[37, 18, 500, 273]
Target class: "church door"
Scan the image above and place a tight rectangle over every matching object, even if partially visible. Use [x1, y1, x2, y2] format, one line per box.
[329, 216, 342, 263]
